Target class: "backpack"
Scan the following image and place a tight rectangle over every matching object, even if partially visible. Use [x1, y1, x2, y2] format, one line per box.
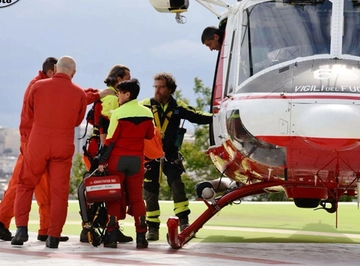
[79, 100, 102, 139]
[82, 134, 101, 171]
[144, 127, 164, 162]
[81, 100, 103, 171]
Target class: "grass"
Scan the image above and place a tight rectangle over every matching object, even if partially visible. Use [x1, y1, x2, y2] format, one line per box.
[11, 201, 360, 244]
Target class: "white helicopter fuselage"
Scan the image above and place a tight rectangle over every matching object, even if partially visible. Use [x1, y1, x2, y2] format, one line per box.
[147, 0, 360, 248]
[208, 0, 360, 204]
[148, 0, 360, 206]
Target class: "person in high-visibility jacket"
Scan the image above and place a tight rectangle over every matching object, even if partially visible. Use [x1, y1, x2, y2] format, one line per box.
[11, 56, 87, 249]
[98, 64, 131, 145]
[98, 78, 154, 249]
[79, 64, 133, 244]
[140, 72, 213, 241]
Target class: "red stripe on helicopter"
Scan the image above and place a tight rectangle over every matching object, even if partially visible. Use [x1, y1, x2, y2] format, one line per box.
[231, 94, 360, 101]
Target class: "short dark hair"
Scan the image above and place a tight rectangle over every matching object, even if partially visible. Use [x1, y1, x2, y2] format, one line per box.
[116, 78, 140, 100]
[42, 57, 58, 73]
[104, 64, 130, 87]
[201, 26, 222, 44]
[153, 72, 177, 94]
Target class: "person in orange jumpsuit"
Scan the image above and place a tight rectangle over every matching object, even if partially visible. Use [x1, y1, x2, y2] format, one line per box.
[0, 57, 64, 242]
[98, 78, 154, 249]
[0, 58, 110, 242]
[11, 56, 87, 248]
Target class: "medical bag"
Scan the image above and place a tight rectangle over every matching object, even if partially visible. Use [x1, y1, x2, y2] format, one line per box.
[84, 169, 122, 203]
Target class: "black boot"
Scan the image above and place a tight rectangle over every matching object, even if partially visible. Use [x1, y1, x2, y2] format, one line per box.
[144, 190, 160, 240]
[104, 229, 118, 248]
[136, 232, 148, 249]
[146, 220, 160, 241]
[11, 226, 28, 245]
[117, 229, 133, 243]
[38, 234, 69, 242]
[46, 236, 60, 248]
[0, 222, 12, 241]
[179, 217, 189, 232]
[104, 215, 118, 248]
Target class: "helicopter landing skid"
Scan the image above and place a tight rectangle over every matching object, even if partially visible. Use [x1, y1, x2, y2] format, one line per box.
[166, 179, 287, 249]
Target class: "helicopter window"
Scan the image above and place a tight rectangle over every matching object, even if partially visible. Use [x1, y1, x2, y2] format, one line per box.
[226, 109, 252, 143]
[224, 29, 238, 95]
[342, 0, 360, 56]
[239, 11, 251, 82]
[226, 109, 286, 167]
[239, 0, 331, 82]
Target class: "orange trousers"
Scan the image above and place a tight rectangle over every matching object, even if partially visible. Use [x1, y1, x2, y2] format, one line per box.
[14, 129, 73, 238]
[0, 142, 50, 235]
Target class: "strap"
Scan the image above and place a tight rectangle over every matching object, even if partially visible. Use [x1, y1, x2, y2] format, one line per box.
[150, 102, 172, 182]
[78, 122, 89, 140]
[151, 104, 173, 139]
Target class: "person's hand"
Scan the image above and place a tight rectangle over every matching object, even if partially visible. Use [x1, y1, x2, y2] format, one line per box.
[98, 164, 105, 172]
[84, 88, 99, 93]
[99, 88, 114, 98]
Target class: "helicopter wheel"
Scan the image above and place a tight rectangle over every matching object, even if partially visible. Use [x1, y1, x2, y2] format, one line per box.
[294, 198, 320, 208]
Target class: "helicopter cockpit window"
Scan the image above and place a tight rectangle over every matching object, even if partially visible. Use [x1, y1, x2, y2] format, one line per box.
[226, 109, 286, 167]
[342, 0, 360, 56]
[239, 0, 331, 81]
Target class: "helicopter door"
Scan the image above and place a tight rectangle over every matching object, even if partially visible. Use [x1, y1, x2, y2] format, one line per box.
[210, 47, 225, 145]
[210, 19, 228, 145]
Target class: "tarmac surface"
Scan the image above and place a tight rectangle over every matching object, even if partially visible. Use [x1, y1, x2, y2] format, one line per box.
[0, 232, 359, 266]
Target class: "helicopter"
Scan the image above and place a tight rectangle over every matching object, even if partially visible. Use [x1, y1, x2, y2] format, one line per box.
[149, 0, 360, 248]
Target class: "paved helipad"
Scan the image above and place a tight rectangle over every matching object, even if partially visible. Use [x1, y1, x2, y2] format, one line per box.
[0, 232, 359, 266]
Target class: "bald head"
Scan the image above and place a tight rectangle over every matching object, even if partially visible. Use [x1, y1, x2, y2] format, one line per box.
[56, 56, 76, 78]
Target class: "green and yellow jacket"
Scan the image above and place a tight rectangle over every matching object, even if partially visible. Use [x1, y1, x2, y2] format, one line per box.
[140, 96, 212, 158]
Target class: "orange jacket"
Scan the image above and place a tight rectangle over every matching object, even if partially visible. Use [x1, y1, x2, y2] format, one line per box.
[20, 72, 99, 144]
[22, 73, 87, 135]
[19, 71, 48, 144]
[84, 88, 100, 105]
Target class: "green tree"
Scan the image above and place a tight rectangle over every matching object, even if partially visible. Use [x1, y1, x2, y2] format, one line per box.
[70, 152, 87, 199]
[182, 77, 218, 178]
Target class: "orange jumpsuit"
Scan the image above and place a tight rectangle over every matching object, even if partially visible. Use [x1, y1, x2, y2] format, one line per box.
[14, 73, 87, 238]
[0, 71, 50, 235]
[0, 70, 100, 235]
